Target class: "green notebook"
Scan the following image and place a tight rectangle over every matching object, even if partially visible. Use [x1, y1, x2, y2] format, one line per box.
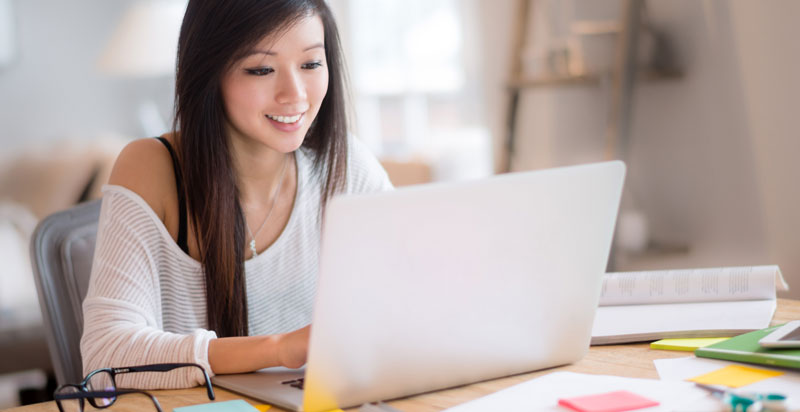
[695, 325, 800, 369]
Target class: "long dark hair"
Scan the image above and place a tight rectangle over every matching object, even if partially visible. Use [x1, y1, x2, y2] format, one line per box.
[173, 0, 349, 337]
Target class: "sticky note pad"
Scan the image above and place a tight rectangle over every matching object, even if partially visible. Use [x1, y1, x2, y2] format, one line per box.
[650, 337, 729, 351]
[688, 365, 784, 388]
[174, 399, 259, 412]
[558, 390, 659, 412]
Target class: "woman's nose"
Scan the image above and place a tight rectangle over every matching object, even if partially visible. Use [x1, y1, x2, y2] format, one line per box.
[275, 69, 306, 104]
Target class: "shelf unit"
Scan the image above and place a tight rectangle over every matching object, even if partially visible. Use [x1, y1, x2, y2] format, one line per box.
[500, 0, 682, 172]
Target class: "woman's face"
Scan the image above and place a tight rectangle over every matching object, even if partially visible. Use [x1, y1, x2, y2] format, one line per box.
[221, 14, 329, 153]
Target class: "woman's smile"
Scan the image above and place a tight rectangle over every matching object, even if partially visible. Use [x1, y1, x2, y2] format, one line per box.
[266, 112, 305, 132]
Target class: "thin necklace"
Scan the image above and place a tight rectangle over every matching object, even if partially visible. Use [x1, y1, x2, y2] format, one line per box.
[245, 155, 289, 259]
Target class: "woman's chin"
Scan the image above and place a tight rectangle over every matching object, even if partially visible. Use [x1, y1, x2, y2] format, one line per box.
[266, 133, 306, 153]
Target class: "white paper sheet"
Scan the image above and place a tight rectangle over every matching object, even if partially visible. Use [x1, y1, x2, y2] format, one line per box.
[654, 356, 800, 410]
[443, 371, 718, 412]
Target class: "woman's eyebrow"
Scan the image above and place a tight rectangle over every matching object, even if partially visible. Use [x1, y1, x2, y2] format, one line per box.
[245, 43, 325, 57]
[303, 42, 325, 52]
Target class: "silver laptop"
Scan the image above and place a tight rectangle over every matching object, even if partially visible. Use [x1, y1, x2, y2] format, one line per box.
[212, 161, 626, 412]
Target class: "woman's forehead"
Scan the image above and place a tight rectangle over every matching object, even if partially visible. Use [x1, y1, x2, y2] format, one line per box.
[249, 14, 325, 56]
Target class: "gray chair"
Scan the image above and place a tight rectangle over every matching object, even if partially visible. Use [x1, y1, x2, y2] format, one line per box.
[30, 199, 101, 386]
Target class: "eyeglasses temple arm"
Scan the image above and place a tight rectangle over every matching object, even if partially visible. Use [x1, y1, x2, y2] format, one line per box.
[202, 370, 216, 400]
[112, 363, 215, 400]
[115, 363, 198, 373]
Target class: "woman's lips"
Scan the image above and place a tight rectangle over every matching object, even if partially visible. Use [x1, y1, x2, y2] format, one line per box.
[265, 112, 305, 132]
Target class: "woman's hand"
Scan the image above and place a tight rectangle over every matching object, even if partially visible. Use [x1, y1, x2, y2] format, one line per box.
[276, 325, 311, 369]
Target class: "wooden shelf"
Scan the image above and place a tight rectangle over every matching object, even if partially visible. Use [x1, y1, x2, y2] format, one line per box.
[509, 73, 601, 88]
[570, 20, 622, 35]
[509, 68, 683, 90]
[638, 68, 684, 82]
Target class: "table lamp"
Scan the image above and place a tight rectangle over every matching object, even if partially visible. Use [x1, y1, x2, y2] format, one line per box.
[0, 0, 15, 68]
[96, 0, 187, 136]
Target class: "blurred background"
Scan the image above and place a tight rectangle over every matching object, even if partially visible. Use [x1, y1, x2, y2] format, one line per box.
[1, 0, 798, 407]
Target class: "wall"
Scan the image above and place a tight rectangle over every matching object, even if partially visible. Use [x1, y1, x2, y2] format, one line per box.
[475, 0, 514, 172]
[0, 0, 172, 153]
[730, 0, 800, 298]
[626, 1, 768, 267]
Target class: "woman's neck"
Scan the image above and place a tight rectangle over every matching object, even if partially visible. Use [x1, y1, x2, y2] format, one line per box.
[230, 137, 292, 209]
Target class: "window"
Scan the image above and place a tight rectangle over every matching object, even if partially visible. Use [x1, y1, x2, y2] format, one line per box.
[336, 0, 492, 181]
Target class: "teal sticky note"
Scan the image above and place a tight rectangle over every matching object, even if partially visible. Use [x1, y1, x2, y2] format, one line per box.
[174, 399, 259, 412]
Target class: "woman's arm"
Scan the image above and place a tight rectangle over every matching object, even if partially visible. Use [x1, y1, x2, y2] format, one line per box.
[208, 325, 310, 373]
[80, 187, 217, 388]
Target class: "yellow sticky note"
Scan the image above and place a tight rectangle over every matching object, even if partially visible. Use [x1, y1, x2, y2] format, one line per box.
[650, 337, 729, 351]
[688, 365, 784, 388]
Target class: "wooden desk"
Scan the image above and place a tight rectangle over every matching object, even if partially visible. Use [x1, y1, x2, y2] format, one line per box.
[8, 299, 799, 412]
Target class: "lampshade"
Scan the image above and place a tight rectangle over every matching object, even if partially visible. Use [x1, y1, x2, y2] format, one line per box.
[97, 0, 187, 77]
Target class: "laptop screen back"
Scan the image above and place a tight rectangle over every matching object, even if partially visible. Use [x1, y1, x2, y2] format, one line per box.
[303, 161, 626, 411]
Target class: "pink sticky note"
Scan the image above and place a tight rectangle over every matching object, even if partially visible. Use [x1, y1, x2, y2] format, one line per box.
[558, 390, 659, 412]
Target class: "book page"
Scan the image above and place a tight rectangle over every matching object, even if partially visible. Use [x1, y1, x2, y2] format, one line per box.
[598, 265, 783, 306]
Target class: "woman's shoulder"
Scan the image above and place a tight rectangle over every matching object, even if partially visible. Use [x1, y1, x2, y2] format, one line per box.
[344, 136, 394, 194]
[107, 137, 177, 221]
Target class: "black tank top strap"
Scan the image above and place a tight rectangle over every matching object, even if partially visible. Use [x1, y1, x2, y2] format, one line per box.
[155, 137, 189, 254]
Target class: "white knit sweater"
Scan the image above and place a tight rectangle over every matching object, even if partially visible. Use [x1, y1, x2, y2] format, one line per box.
[80, 139, 392, 389]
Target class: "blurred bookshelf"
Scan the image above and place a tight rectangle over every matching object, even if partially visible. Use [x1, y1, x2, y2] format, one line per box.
[502, 0, 684, 173]
[509, 68, 682, 89]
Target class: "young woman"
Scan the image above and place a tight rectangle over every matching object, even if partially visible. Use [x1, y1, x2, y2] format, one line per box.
[80, 0, 392, 389]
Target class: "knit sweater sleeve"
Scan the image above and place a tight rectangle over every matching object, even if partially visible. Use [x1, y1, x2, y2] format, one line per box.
[80, 187, 217, 389]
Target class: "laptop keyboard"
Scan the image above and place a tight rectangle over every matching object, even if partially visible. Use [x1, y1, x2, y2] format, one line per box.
[281, 378, 304, 390]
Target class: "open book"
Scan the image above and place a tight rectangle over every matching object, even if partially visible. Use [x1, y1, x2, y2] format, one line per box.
[591, 265, 789, 345]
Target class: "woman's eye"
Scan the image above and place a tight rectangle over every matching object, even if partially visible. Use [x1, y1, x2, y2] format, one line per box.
[302, 61, 323, 70]
[245, 67, 274, 76]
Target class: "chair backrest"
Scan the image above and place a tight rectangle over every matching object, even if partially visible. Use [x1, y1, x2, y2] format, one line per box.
[30, 199, 101, 386]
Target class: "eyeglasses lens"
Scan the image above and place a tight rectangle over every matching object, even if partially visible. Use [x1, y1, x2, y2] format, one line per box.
[86, 370, 116, 407]
[55, 385, 83, 412]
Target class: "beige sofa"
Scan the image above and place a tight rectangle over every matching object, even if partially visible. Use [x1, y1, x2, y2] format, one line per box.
[0, 136, 126, 376]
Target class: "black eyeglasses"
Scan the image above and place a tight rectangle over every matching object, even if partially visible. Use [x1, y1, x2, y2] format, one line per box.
[54, 387, 163, 412]
[53, 363, 215, 412]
